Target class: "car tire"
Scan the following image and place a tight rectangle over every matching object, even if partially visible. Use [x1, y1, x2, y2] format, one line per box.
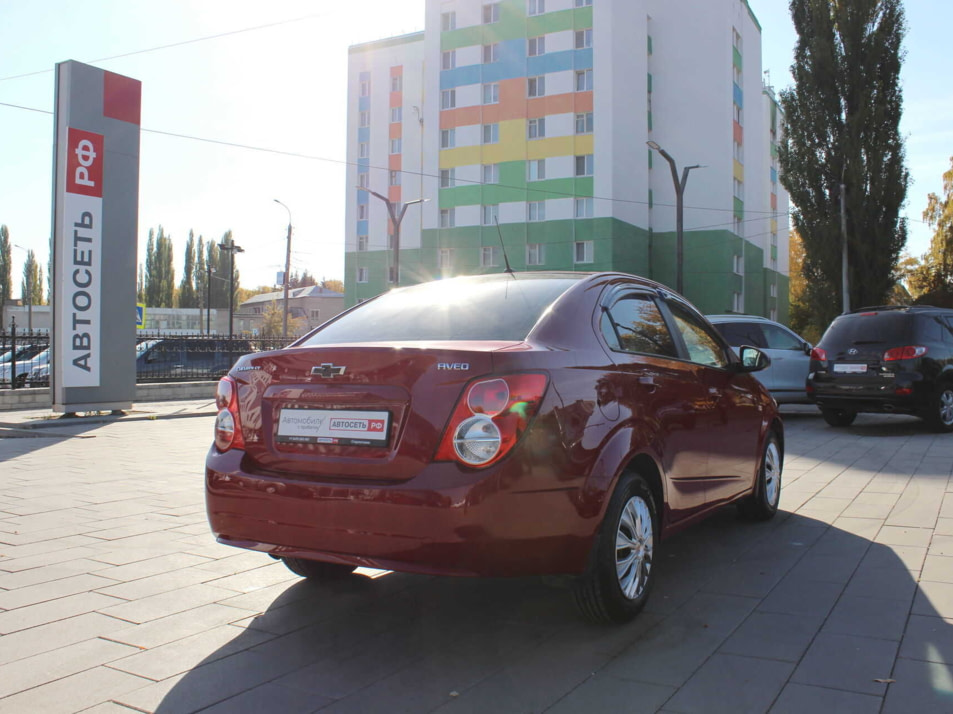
[13, 373, 28, 388]
[282, 557, 357, 581]
[820, 408, 857, 427]
[738, 433, 782, 521]
[573, 472, 657, 625]
[924, 384, 953, 433]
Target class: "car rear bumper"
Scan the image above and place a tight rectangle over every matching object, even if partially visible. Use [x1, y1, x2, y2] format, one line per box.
[205, 448, 595, 577]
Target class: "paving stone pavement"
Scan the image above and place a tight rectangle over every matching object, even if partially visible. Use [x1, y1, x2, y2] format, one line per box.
[1, 403, 952, 713]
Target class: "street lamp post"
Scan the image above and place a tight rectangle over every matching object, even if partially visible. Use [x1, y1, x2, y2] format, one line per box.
[647, 142, 702, 296]
[217, 240, 244, 336]
[273, 199, 293, 338]
[356, 187, 425, 287]
[205, 265, 215, 334]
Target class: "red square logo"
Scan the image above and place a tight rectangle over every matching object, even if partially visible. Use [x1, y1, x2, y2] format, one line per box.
[103, 71, 141, 125]
[66, 128, 104, 198]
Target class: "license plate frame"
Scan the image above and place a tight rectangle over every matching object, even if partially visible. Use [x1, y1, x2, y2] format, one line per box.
[832, 363, 868, 374]
[276, 408, 391, 447]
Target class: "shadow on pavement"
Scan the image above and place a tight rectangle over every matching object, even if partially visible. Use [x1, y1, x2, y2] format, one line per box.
[150, 509, 953, 713]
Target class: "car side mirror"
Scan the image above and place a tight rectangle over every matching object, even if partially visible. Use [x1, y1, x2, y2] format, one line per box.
[731, 345, 771, 373]
[802, 342, 812, 355]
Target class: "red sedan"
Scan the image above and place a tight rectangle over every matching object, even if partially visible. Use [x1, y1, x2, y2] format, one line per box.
[206, 272, 782, 623]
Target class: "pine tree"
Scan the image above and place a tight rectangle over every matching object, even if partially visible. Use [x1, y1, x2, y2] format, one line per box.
[178, 230, 197, 308]
[0, 225, 11, 322]
[20, 249, 43, 307]
[779, 0, 909, 331]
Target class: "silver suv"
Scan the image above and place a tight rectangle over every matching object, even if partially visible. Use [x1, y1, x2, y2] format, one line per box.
[707, 315, 813, 404]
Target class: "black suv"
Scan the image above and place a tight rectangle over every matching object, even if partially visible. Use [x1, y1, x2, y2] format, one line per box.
[807, 305, 953, 431]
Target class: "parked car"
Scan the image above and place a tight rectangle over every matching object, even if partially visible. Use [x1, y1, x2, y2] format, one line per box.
[807, 305, 953, 431]
[136, 338, 254, 381]
[708, 315, 813, 404]
[1, 346, 49, 387]
[206, 272, 783, 624]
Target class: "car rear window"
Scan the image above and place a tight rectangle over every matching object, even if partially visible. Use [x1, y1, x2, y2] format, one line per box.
[821, 312, 914, 347]
[301, 276, 581, 345]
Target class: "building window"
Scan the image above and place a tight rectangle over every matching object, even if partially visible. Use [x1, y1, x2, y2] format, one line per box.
[733, 140, 743, 163]
[770, 283, 778, 298]
[359, 79, 370, 97]
[733, 254, 743, 274]
[440, 128, 456, 148]
[358, 172, 369, 188]
[310, 309, 321, 320]
[440, 168, 456, 188]
[358, 111, 370, 127]
[528, 36, 546, 57]
[575, 69, 593, 91]
[482, 123, 500, 144]
[357, 204, 369, 220]
[526, 243, 545, 265]
[733, 178, 744, 200]
[357, 267, 369, 283]
[482, 82, 500, 104]
[389, 170, 401, 186]
[480, 246, 500, 267]
[483, 3, 500, 24]
[575, 154, 594, 176]
[575, 112, 593, 134]
[528, 0, 545, 16]
[574, 240, 593, 263]
[482, 164, 499, 184]
[734, 216, 743, 236]
[574, 29, 592, 49]
[438, 248, 453, 269]
[574, 197, 594, 218]
[441, 89, 456, 110]
[527, 117, 546, 139]
[442, 50, 456, 70]
[390, 107, 402, 123]
[482, 204, 499, 226]
[357, 234, 368, 251]
[732, 292, 743, 313]
[770, 307, 778, 321]
[358, 142, 368, 158]
[574, 0, 592, 6]
[527, 159, 546, 181]
[440, 208, 455, 228]
[390, 138, 402, 154]
[733, 64, 742, 86]
[442, 11, 456, 31]
[527, 201, 546, 222]
[733, 27, 743, 52]
[483, 43, 500, 63]
[390, 75, 402, 92]
[733, 103, 743, 125]
[527, 76, 546, 98]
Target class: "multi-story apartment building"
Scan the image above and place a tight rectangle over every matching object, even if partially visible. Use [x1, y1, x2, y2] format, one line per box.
[344, 0, 789, 320]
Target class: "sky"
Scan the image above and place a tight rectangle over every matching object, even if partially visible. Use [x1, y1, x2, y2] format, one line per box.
[0, 0, 950, 297]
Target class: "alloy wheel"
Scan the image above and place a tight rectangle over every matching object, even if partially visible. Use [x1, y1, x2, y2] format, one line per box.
[616, 496, 653, 600]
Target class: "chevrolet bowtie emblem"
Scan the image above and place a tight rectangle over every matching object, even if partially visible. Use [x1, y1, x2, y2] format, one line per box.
[312, 363, 346, 378]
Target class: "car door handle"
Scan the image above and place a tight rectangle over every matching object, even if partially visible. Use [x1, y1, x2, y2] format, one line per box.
[639, 376, 657, 392]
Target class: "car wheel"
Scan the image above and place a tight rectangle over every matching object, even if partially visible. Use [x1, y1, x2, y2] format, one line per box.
[738, 433, 782, 521]
[925, 385, 953, 433]
[820, 408, 857, 427]
[573, 472, 657, 624]
[282, 557, 357, 581]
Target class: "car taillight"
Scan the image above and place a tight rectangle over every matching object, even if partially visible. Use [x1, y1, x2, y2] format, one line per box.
[883, 346, 927, 362]
[810, 347, 828, 361]
[435, 373, 548, 468]
[214, 376, 245, 452]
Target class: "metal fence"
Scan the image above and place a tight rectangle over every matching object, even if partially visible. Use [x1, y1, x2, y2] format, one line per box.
[1, 331, 295, 390]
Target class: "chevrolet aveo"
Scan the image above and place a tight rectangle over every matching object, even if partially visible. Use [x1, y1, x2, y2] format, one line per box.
[206, 272, 783, 623]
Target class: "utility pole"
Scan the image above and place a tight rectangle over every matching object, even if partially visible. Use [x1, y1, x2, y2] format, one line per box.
[647, 143, 702, 296]
[356, 187, 426, 287]
[274, 199, 293, 338]
[205, 265, 215, 334]
[840, 181, 849, 313]
[217, 240, 244, 336]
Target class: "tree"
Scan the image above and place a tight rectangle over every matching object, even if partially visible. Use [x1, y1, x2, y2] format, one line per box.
[0, 225, 11, 323]
[908, 156, 953, 305]
[320, 278, 345, 294]
[779, 0, 909, 330]
[178, 230, 198, 308]
[213, 230, 241, 309]
[20, 249, 43, 308]
[144, 226, 176, 307]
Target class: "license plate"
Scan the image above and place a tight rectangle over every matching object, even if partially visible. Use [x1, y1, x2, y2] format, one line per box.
[276, 408, 390, 447]
[832, 363, 868, 374]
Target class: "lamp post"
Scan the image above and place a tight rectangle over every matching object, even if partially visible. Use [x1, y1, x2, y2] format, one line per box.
[217, 240, 244, 336]
[273, 199, 293, 338]
[646, 141, 702, 296]
[356, 187, 426, 287]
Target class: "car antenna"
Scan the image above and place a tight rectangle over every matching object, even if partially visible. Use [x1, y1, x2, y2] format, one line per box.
[493, 216, 515, 276]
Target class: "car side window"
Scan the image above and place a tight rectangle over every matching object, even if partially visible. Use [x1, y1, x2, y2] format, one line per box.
[937, 317, 953, 344]
[761, 324, 803, 351]
[716, 322, 766, 348]
[603, 294, 678, 358]
[668, 303, 730, 368]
